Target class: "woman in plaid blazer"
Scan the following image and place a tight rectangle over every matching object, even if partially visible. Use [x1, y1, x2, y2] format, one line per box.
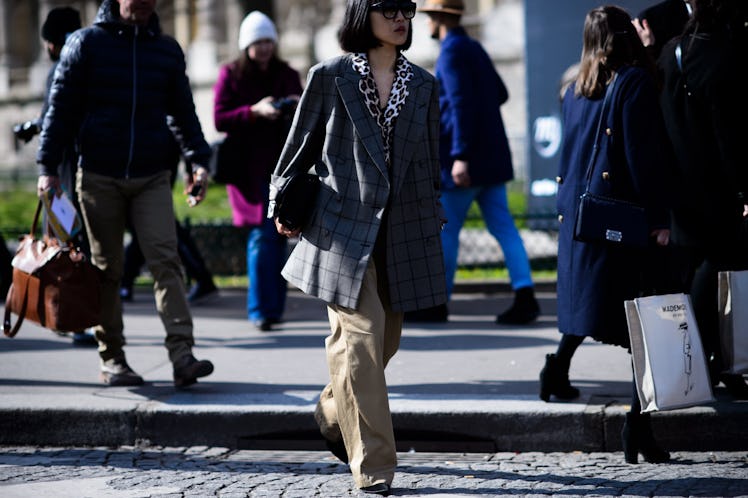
[269, 1, 446, 494]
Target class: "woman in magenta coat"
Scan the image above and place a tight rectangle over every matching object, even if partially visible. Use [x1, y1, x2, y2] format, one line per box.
[213, 11, 303, 331]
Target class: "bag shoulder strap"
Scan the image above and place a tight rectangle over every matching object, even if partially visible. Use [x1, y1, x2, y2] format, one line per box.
[3, 280, 28, 338]
[4, 201, 46, 337]
[583, 73, 618, 187]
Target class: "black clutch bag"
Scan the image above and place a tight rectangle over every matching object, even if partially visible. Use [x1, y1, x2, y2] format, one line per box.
[275, 173, 321, 231]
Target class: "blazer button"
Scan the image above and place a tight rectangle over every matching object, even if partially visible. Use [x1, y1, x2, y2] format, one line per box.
[558, 214, 564, 223]
[556, 176, 563, 184]
[602, 171, 610, 181]
[605, 128, 612, 136]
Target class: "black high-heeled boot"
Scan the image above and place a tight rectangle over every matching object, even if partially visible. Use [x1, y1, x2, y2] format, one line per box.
[621, 412, 670, 464]
[539, 353, 580, 401]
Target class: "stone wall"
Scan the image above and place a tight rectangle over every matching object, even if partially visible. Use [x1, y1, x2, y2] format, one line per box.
[0, 0, 527, 182]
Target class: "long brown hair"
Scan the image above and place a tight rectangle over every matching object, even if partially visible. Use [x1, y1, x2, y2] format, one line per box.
[575, 5, 655, 99]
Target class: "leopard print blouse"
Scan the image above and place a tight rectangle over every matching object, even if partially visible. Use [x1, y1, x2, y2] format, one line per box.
[352, 52, 413, 167]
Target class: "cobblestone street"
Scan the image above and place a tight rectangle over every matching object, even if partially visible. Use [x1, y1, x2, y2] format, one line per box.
[1, 447, 746, 497]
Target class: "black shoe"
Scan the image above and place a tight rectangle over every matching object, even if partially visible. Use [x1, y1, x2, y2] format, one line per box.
[173, 354, 214, 388]
[539, 353, 580, 402]
[404, 303, 448, 323]
[252, 319, 275, 332]
[72, 328, 98, 347]
[360, 483, 390, 496]
[719, 373, 748, 400]
[323, 436, 349, 464]
[187, 282, 219, 304]
[621, 412, 670, 464]
[496, 287, 540, 325]
[100, 357, 144, 386]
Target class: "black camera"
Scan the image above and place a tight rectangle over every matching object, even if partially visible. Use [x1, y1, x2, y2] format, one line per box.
[271, 97, 297, 115]
[13, 121, 40, 143]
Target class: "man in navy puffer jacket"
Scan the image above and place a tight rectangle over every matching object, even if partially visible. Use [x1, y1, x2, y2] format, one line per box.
[37, 0, 214, 388]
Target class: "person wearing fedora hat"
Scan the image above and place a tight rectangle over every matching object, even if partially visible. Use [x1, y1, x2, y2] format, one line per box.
[409, 0, 540, 325]
[418, 0, 465, 16]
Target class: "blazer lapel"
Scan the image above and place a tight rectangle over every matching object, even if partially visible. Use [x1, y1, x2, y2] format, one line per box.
[335, 70, 388, 179]
[391, 69, 428, 196]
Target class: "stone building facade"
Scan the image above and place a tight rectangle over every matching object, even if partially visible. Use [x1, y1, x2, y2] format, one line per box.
[0, 0, 526, 180]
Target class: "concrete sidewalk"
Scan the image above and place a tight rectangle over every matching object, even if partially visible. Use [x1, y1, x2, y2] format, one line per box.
[0, 286, 745, 453]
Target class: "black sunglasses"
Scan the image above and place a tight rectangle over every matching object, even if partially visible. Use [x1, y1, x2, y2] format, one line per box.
[370, 1, 417, 20]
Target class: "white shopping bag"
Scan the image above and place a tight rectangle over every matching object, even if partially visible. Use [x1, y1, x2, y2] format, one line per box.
[718, 271, 748, 374]
[625, 293, 714, 413]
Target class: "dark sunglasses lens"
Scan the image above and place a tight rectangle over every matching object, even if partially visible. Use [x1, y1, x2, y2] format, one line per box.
[376, 2, 416, 19]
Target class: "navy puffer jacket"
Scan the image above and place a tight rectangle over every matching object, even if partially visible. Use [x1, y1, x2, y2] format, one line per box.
[37, 0, 210, 178]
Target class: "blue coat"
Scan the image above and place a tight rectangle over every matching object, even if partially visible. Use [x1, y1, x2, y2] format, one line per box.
[435, 27, 513, 189]
[556, 66, 671, 347]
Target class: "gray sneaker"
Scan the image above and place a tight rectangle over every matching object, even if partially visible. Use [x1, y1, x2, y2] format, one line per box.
[100, 357, 144, 386]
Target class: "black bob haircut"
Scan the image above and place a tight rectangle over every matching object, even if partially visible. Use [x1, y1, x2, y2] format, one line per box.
[338, 0, 413, 53]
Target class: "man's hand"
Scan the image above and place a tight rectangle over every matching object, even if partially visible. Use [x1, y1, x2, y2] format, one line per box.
[13, 121, 40, 143]
[632, 18, 655, 48]
[37, 175, 61, 198]
[186, 166, 209, 207]
[451, 159, 471, 187]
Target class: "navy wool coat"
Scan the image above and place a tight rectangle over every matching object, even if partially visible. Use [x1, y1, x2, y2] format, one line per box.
[268, 55, 447, 312]
[556, 66, 671, 347]
[436, 27, 513, 189]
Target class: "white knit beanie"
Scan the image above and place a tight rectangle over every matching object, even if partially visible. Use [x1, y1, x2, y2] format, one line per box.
[238, 11, 278, 50]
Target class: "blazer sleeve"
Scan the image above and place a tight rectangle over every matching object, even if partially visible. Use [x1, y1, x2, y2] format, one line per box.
[427, 76, 445, 220]
[267, 63, 326, 218]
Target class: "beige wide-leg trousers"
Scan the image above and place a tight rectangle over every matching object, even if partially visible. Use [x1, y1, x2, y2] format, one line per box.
[316, 259, 403, 488]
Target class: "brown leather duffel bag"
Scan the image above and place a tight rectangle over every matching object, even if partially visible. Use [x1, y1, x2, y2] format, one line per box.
[3, 201, 102, 337]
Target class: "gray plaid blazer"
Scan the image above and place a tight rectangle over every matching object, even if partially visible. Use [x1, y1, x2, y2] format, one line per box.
[268, 54, 447, 312]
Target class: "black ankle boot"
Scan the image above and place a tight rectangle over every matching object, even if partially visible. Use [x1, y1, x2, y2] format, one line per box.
[496, 287, 540, 325]
[621, 412, 670, 464]
[539, 353, 580, 401]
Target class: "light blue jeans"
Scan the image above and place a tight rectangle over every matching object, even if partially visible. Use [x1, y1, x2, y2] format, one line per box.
[247, 216, 287, 322]
[441, 184, 533, 298]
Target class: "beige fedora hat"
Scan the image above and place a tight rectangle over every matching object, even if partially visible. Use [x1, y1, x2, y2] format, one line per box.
[418, 0, 465, 16]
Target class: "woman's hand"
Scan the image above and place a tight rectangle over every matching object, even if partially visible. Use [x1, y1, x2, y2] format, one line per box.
[252, 96, 282, 120]
[275, 217, 301, 238]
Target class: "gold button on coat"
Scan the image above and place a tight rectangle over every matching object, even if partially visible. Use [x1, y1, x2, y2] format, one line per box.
[602, 171, 610, 181]
[558, 214, 564, 223]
